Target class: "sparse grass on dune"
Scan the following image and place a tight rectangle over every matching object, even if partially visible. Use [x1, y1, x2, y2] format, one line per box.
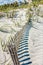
[0, 3, 29, 12]
[0, 0, 43, 12]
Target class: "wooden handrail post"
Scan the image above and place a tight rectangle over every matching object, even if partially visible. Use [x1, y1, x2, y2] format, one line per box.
[8, 44, 20, 65]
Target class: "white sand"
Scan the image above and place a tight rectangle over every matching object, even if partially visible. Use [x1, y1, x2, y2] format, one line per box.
[0, 9, 28, 65]
[28, 16, 43, 65]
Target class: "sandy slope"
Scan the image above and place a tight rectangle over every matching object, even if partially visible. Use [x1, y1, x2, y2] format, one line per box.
[28, 16, 43, 65]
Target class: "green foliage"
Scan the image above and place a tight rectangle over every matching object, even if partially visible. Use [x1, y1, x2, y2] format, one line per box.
[39, 0, 43, 4]
[24, 0, 28, 4]
[32, 0, 40, 2]
[12, 1, 19, 7]
[0, 2, 29, 12]
[19, 4, 28, 8]
[32, 1, 39, 7]
[32, 0, 43, 7]
[0, 0, 43, 12]
[0, 1, 19, 12]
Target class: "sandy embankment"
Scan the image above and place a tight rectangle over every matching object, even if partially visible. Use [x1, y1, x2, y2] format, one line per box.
[28, 5, 43, 65]
[0, 9, 28, 65]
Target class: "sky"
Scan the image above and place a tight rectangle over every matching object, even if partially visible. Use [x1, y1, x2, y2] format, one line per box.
[0, 0, 25, 5]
